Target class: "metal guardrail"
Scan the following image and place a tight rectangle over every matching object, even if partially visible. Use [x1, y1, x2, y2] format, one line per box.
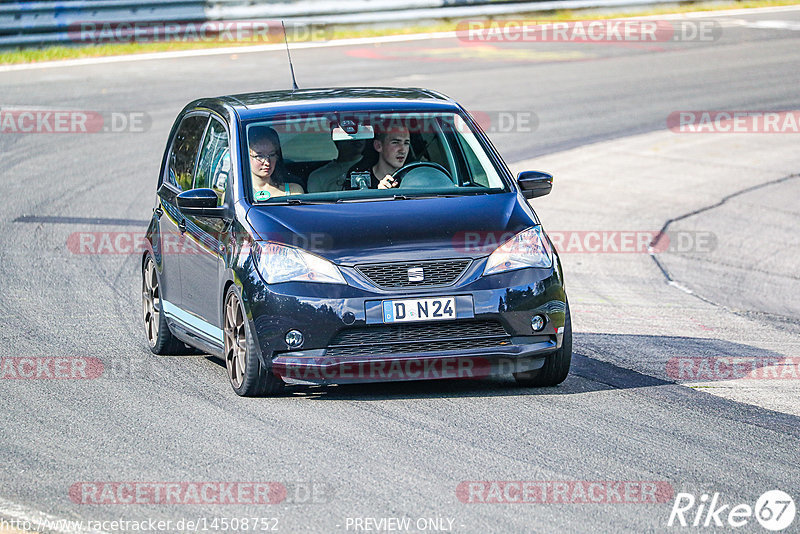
[0, 0, 206, 47]
[0, 0, 677, 48]
[206, 0, 448, 19]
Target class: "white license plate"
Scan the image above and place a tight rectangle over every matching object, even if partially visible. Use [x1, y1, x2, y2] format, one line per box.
[382, 297, 456, 323]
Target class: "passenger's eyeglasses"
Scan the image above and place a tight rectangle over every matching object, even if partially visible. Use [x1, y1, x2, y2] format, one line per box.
[249, 151, 278, 163]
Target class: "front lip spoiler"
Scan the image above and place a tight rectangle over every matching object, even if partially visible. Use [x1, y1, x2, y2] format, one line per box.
[271, 338, 556, 385]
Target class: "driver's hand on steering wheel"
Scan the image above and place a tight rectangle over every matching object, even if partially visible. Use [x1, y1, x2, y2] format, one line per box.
[377, 174, 399, 189]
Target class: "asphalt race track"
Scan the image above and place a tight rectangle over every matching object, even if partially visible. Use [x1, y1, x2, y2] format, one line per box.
[1, 6, 799, 533]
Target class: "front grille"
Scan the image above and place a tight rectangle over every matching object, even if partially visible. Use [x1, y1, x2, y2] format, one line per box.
[326, 320, 511, 357]
[331, 321, 508, 345]
[327, 337, 511, 357]
[355, 259, 471, 289]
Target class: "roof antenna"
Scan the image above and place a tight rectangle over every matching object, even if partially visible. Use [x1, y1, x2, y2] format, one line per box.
[282, 21, 299, 92]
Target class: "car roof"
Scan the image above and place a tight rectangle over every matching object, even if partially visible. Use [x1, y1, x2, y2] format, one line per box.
[196, 87, 463, 120]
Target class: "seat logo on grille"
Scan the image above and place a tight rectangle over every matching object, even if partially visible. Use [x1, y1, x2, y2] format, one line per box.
[407, 267, 424, 282]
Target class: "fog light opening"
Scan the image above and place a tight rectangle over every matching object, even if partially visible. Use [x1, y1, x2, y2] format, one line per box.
[531, 315, 546, 332]
[285, 329, 304, 349]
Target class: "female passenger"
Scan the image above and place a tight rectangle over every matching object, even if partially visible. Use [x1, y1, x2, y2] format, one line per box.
[248, 126, 304, 200]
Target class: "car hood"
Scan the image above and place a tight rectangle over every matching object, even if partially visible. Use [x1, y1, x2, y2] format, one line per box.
[245, 193, 537, 266]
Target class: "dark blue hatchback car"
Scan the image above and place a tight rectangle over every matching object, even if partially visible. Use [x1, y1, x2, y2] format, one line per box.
[141, 87, 571, 396]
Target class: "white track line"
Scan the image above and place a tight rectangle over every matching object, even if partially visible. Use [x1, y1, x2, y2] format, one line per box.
[0, 496, 109, 534]
[0, 31, 457, 72]
[1, 4, 799, 72]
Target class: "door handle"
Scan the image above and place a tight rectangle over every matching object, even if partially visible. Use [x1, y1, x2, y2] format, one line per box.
[178, 219, 187, 234]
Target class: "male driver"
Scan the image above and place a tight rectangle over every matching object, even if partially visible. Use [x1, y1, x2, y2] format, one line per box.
[344, 125, 410, 190]
[307, 139, 365, 193]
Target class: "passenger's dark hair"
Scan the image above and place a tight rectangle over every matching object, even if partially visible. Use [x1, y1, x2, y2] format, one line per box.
[248, 125, 289, 186]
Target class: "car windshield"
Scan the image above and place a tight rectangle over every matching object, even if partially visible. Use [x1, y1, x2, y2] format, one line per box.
[243, 111, 510, 203]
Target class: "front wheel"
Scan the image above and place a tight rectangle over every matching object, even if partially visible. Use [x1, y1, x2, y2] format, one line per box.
[223, 287, 284, 397]
[514, 301, 572, 387]
[142, 255, 184, 354]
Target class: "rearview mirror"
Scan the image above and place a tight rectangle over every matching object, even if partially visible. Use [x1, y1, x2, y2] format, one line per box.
[332, 124, 374, 141]
[177, 188, 226, 218]
[517, 171, 553, 199]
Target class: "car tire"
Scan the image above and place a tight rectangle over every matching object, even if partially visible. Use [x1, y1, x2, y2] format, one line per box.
[514, 301, 572, 387]
[223, 287, 284, 397]
[142, 255, 185, 355]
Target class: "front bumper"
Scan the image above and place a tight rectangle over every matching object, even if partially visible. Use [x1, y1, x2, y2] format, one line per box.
[238, 257, 567, 385]
[272, 337, 554, 385]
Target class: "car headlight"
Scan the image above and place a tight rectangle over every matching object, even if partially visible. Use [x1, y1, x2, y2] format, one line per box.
[483, 226, 553, 276]
[252, 241, 346, 285]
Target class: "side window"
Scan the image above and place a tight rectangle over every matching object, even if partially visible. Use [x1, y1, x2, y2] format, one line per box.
[447, 114, 506, 188]
[455, 134, 489, 187]
[417, 120, 457, 178]
[167, 114, 208, 191]
[194, 118, 230, 206]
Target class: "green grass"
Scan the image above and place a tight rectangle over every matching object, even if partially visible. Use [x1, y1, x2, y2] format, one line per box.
[1, 0, 798, 65]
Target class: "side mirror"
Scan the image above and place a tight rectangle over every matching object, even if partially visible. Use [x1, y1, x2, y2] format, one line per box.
[517, 171, 553, 199]
[177, 188, 226, 218]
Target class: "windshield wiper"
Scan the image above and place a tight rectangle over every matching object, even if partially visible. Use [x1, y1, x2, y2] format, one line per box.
[391, 193, 476, 200]
[337, 194, 416, 202]
[263, 198, 342, 205]
[313, 191, 495, 204]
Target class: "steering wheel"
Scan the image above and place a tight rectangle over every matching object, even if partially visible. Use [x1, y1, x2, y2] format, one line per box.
[392, 162, 453, 188]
